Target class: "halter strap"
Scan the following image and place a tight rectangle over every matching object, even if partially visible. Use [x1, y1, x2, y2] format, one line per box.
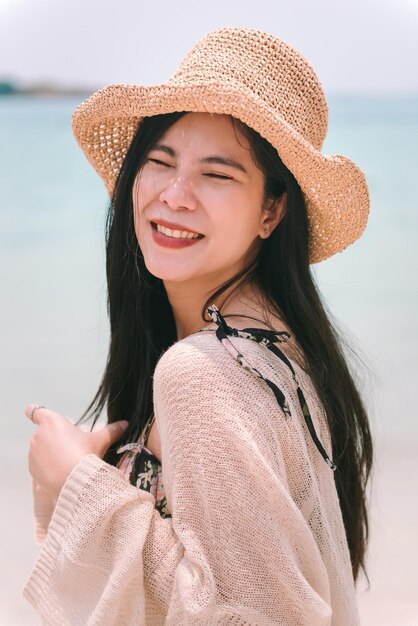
[197, 304, 337, 471]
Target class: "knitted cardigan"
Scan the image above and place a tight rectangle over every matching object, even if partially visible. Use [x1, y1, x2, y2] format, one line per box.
[23, 329, 359, 625]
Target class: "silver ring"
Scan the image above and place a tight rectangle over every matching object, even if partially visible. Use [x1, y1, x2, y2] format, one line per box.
[30, 405, 45, 423]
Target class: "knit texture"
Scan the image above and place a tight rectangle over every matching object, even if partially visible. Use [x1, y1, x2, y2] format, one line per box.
[71, 27, 370, 264]
[23, 331, 359, 625]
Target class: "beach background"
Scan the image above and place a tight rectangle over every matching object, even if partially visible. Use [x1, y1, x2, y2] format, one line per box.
[1, 1, 417, 624]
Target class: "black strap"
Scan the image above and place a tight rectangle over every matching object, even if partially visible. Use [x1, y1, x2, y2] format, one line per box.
[200, 304, 337, 471]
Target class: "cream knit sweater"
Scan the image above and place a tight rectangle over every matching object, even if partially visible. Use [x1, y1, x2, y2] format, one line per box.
[23, 330, 359, 625]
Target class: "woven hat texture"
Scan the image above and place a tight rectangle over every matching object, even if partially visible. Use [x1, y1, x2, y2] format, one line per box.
[72, 27, 370, 263]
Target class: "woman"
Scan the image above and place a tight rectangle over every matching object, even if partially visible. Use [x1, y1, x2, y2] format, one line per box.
[23, 27, 372, 625]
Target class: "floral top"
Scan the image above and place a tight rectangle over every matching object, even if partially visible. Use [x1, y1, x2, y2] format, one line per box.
[116, 304, 336, 521]
[116, 414, 171, 519]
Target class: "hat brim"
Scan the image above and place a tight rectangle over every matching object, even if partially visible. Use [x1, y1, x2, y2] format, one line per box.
[72, 81, 369, 263]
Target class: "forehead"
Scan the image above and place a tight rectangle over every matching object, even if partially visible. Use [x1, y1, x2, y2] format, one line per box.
[158, 112, 252, 157]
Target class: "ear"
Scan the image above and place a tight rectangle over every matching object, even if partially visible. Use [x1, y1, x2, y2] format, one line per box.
[259, 192, 287, 239]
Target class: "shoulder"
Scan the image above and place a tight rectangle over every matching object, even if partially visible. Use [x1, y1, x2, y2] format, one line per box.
[153, 332, 293, 474]
[155, 330, 222, 373]
[153, 331, 250, 402]
[153, 329, 332, 482]
[153, 329, 317, 414]
[154, 330, 242, 379]
[154, 329, 281, 385]
[154, 328, 333, 475]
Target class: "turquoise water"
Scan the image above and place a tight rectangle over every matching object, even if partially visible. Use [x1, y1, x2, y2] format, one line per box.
[1, 95, 417, 444]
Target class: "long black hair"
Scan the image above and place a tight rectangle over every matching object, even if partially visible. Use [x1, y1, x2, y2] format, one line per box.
[78, 111, 373, 581]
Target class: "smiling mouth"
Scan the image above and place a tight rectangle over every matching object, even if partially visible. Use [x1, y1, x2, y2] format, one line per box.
[151, 222, 205, 240]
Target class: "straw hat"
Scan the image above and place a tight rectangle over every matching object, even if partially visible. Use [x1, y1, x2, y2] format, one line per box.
[72, 27, 369, 263]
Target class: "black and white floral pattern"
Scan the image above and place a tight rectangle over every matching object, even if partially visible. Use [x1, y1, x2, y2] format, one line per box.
[117, 416, 171, 519]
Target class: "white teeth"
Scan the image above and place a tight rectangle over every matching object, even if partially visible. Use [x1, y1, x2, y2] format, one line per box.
[155, 224, 201, 239]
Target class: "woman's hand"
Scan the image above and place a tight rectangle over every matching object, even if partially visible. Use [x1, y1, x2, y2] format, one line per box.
[25, 404, 129, 500]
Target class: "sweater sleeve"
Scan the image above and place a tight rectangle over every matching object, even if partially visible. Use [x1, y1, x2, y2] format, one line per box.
[22, 334, 333, 626]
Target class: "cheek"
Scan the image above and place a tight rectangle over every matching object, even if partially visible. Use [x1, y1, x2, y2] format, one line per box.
[213, 193, 262, 246]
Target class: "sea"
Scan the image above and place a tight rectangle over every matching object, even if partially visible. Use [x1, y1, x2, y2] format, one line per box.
[1, 94, 417, 624]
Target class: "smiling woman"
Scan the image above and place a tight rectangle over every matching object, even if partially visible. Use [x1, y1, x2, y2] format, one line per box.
[23, 27, 372, 626]
[131, 113, 282, 298]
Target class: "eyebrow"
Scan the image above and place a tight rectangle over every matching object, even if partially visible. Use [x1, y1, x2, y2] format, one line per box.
[150, 143, 248, 175]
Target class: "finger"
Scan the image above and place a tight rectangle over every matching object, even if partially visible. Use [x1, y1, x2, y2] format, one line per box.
[25, 404, 48, 425]
[25, 404, 69, 426]
[95, 421, 129, 449]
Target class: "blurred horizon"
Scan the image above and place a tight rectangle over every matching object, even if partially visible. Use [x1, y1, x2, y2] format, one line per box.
[1, 76, 418, 98]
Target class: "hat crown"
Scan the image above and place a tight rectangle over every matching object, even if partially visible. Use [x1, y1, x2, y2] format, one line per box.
[168, 28, 328, 150]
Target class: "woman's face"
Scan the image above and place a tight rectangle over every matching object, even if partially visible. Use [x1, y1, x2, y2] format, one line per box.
[132, 112, 271, 287]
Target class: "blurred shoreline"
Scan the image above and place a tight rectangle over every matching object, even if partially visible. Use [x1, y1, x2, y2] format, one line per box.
[0, 78, 97, 97]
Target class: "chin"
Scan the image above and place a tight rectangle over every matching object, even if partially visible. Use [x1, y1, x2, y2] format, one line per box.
[143, 259, 196, 283]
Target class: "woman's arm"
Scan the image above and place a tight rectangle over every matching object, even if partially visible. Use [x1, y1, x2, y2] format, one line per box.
[23, 336, 333, 626]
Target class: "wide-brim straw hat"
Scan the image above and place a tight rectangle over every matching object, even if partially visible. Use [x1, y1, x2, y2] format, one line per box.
[72, 27, 369, 264]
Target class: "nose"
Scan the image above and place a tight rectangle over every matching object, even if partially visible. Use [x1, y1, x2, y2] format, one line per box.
[159, 174, 198, 212]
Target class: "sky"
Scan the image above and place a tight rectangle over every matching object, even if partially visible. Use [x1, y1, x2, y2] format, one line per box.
[0, 0, 417, 94]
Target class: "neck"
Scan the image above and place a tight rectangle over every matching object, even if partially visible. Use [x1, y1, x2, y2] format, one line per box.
[163, 272, 263, 340]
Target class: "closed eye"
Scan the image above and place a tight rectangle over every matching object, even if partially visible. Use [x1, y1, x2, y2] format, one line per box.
[147, 158, 171, 167]
[204, 173, 233, 180]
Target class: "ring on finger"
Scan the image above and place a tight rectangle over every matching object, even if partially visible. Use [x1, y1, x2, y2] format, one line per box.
[30, 405, 46, 423]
